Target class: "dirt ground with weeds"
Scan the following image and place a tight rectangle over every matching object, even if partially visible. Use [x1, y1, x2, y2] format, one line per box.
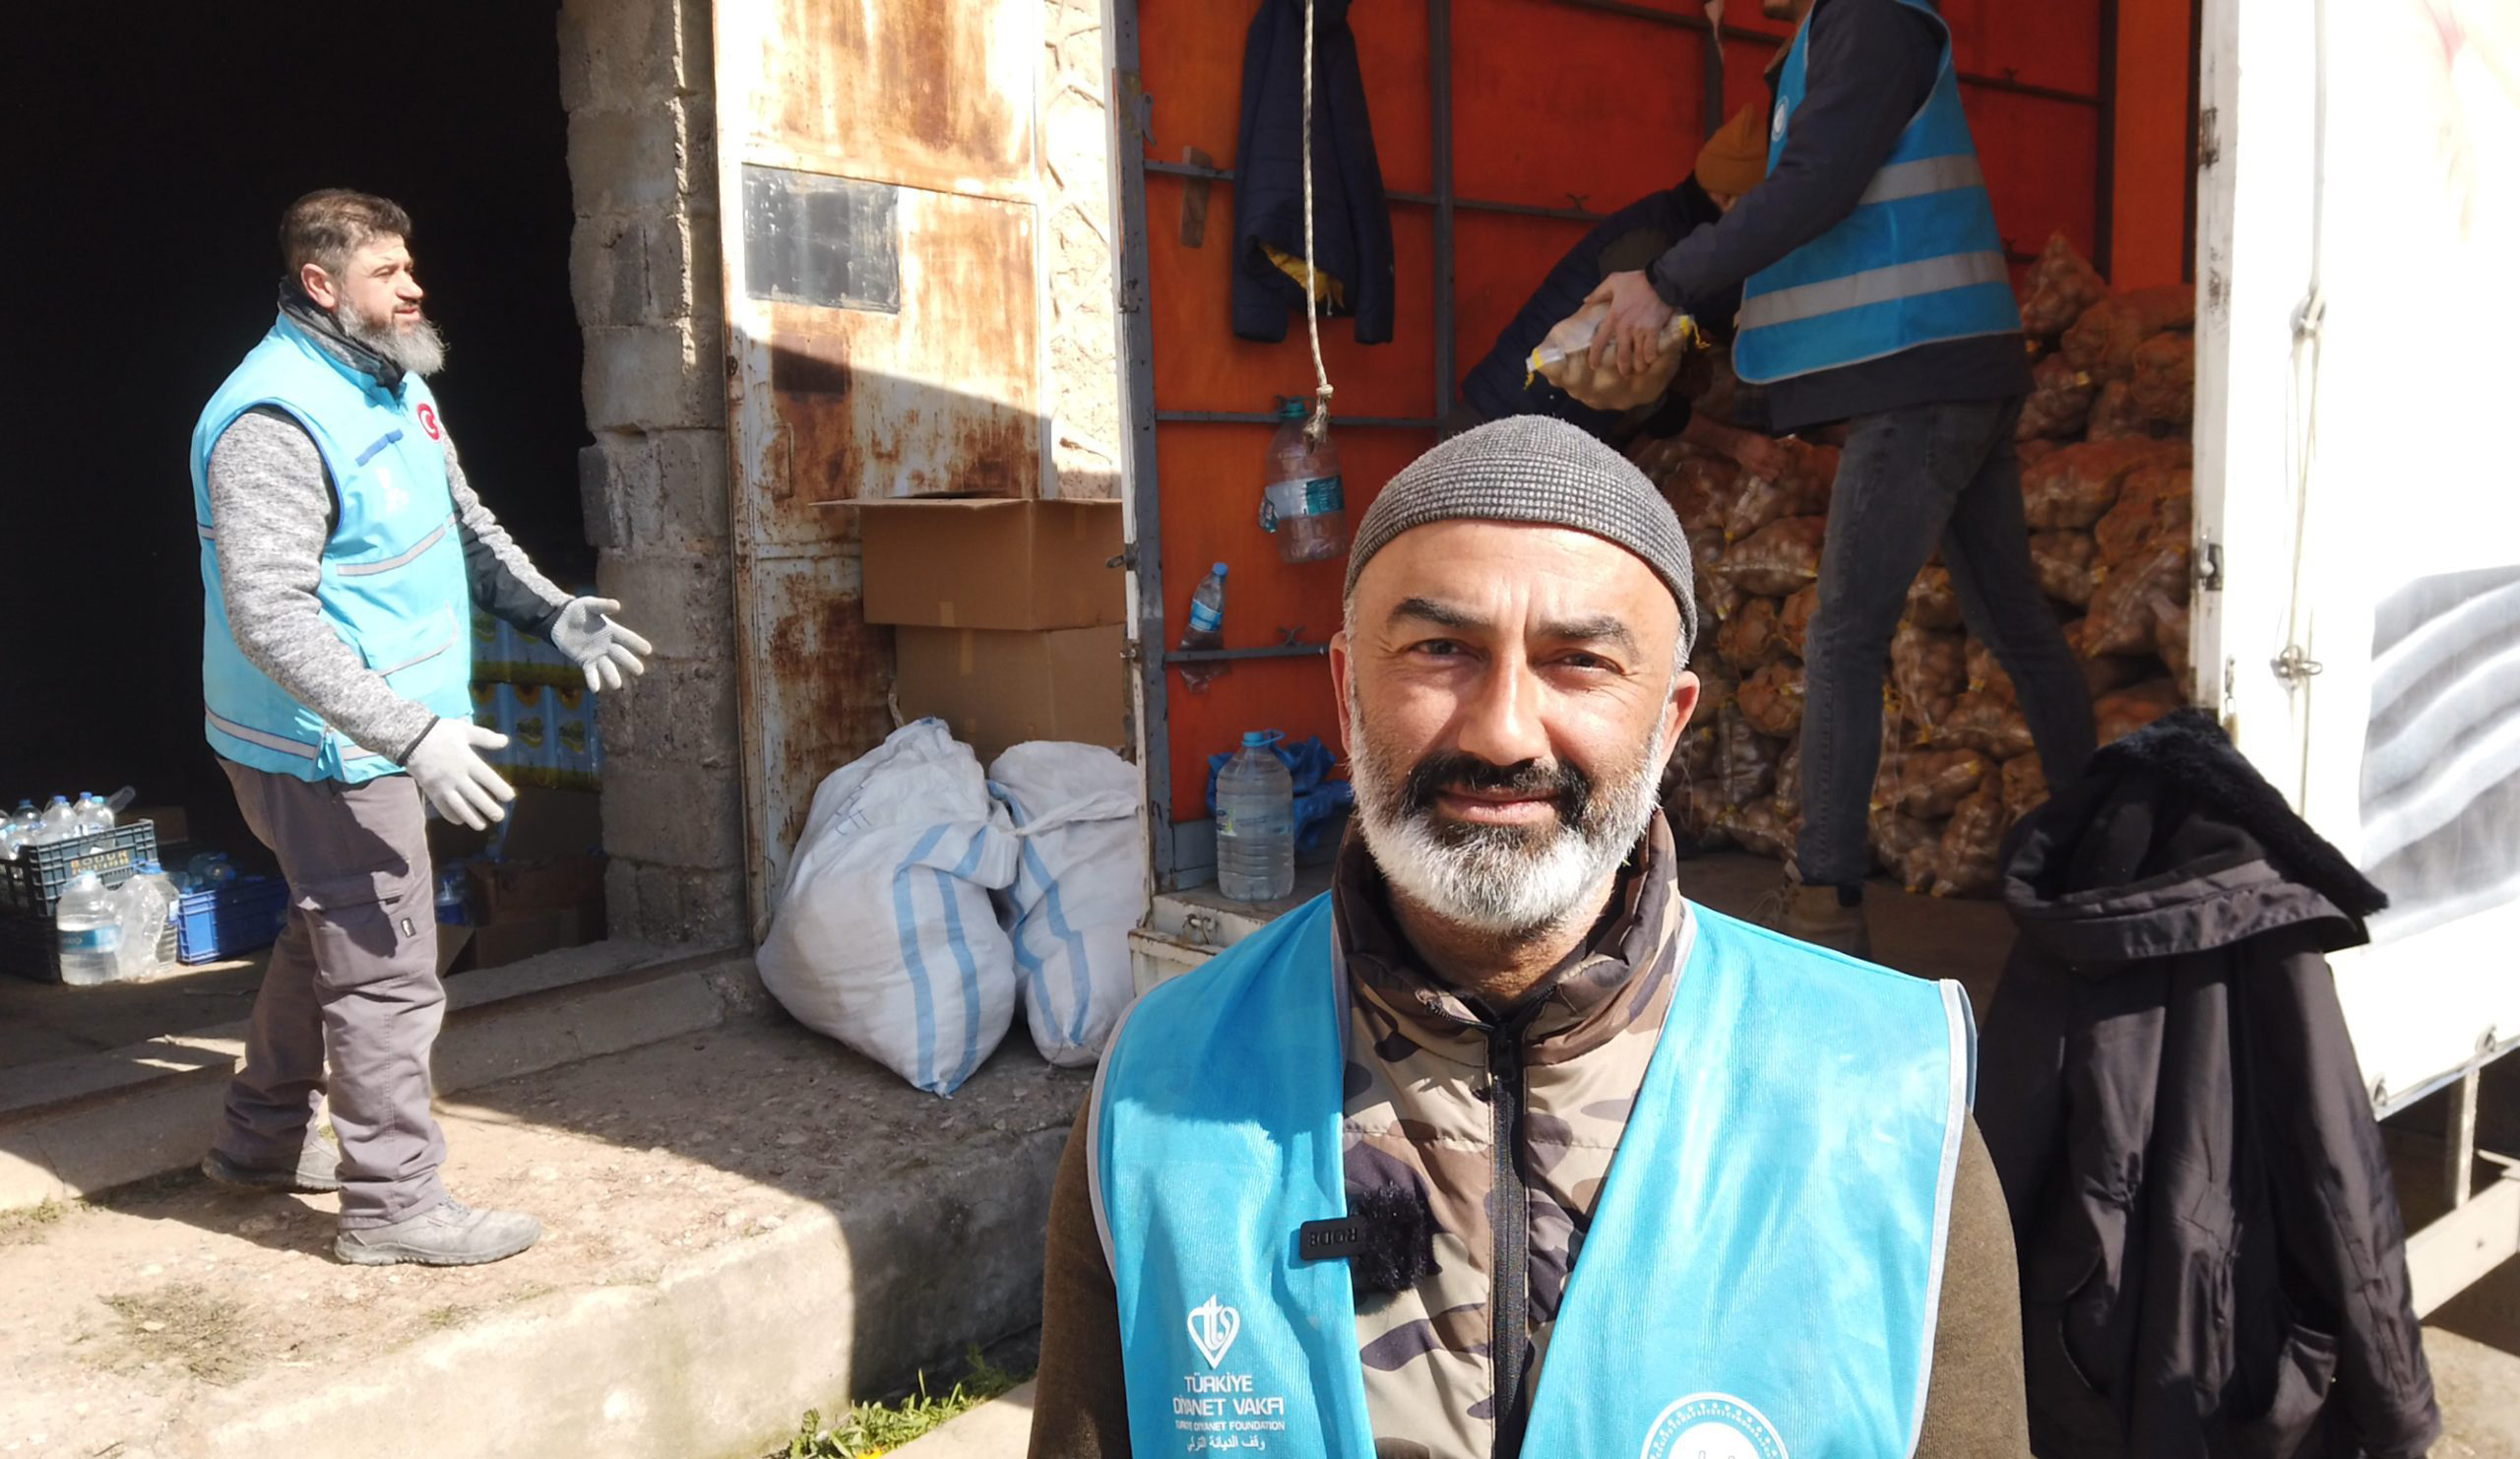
[0, 1021, 1085, 1458]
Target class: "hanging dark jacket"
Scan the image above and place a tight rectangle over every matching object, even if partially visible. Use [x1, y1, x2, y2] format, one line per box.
[1230, 0, 1394, 346]
[1980, 710, 2439, 1459]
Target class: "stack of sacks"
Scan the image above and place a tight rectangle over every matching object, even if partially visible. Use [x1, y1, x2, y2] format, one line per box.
[1632, 234, 2196, 896]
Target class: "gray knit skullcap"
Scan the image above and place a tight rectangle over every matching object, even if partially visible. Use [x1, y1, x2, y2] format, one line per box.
[1345, 415, 1698, 655]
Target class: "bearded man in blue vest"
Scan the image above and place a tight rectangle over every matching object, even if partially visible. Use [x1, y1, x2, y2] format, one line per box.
[1029, 417, 2027, 1459]
[189, 190, 653, 1266]
[1588, 0, 2098, 958]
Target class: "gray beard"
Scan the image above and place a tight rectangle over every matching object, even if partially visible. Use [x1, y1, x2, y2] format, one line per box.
[1348, 689, 1669, 942]
[339, 304, 448, 378]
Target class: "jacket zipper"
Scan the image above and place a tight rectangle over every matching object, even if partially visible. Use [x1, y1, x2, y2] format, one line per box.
[1488, 1017, 1532, 1459]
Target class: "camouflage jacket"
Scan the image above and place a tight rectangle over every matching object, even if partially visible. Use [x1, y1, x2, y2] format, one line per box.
[1028, 816, 2027, 1459]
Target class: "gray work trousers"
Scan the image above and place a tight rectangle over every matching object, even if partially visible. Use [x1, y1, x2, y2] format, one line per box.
[214, 759, 448, 1228]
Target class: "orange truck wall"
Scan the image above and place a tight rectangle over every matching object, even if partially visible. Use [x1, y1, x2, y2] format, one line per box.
[1135, 0, 2186, 824]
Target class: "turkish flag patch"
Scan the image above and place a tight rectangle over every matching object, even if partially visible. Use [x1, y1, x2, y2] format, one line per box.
[417, 403, 442, 440]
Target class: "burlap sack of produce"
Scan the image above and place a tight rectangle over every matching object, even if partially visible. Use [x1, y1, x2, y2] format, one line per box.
[1780, 586, 1819, 659]
[1719, 518, 1828, 596]
[1965, 640, 2020, 708]
[1627, 433, 1689, 484]
[2063, 618, 2157, 697]
[2128, 331, 2195, 423]
[1775, 736, 1803, 821]
[1661, 447, 1740, 534]
[1894, 747, 1992, 819]
[1870, 806, 1946, 893]
[2086, 539, 2192, 655]
[2097, 679, 2186, 744]
[1906, 563, 1965, 631]
[1943, 689, 2036, 761]
[1728, 798, 1796, 860]
[1689, 349, 1742, 427]
[2062, 285, 2195, 379]
[2084, 380, 2157, 442]
[1893, 624, 1967, 740]
[2021, 439, 2188, 531]
[1671, 779, 1737, 853]
[2020, 438, 2065, 470]
[2020, 232, 2110, 341]
[1723, 439, 1839, 541]
[1739, 661, 1807, 738]
[2157, 599, 2193, 685]
[2094, 462, 2192, 567]
[1932, 779, 2011, 898]
[1714, 703, 1782, 808]
[2001, 754, 2050, 821]
[1527, 302, 1702, 411]
[1717, 596, 1790, 671]
[2029, 530, 2102, 607]
[1687, 525, 1745, 623]
[1670, 717, 1720, 783]
[2019, 354, 2099, 440]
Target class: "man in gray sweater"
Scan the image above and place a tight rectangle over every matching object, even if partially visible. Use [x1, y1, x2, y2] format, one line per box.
[189, 189, 652, 1266]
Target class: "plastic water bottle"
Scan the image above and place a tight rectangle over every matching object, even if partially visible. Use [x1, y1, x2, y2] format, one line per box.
[113, 862, 178, 982]
[1260, 400, 1349, 565]
[54, 871, 123, 985]
[33, 796, 78, 846]
[1175, 562, 1230, 694]
[1216, 730, 1296, 903]
[73, 793, 113, 835]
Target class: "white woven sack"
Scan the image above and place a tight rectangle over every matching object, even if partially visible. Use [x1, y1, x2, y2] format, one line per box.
[987, 742, 1150, 1066]
[758, 720, 1020, 1096]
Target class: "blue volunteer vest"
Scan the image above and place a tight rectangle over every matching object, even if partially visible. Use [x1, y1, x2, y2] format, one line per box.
[1732, 0, 2024, 384]
[1092, 896, 1974, 1459]
[190, 314, 472, 783]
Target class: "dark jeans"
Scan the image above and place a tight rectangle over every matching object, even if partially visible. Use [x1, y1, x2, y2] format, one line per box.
[1796, 398, 2097, 887]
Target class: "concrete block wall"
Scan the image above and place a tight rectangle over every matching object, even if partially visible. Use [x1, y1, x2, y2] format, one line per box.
[559, 0, 748, 946]
[1042, 0, 1123, 501]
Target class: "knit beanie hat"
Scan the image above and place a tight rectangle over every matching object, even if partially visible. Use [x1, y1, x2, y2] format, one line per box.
[1345, 415, 1698, 656]
[1693, 101, 1771, 198]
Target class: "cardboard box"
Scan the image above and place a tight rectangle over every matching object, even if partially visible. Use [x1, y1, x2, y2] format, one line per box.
[466, 856, 607, 925]
[894, 624, 1128, 764]
[858, 499, 1124, 630]
[462, 901, 607, 972]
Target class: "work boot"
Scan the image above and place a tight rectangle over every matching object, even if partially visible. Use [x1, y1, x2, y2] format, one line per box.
[336, 1199, 542, 1268]
[201, 1135, 344, 1194]
[1751, 870, 1874, 961]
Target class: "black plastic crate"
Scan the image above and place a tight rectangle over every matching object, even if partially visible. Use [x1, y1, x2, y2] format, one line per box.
[0, 908, 177, 983]
[0, 822, 158, 918]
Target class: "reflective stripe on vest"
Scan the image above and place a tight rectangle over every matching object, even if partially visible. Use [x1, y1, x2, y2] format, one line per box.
[191, 316, 473, 784]
[1732, 0, 2023, 384]
[1092, 894, 1973, 1459]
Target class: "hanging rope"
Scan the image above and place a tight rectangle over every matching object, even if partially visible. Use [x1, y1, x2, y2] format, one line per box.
[1299, 0, 1335, 443]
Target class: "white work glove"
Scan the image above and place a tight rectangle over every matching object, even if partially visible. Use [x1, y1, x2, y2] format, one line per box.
[406, 721, 516, 830]
[545, 596, 655, 693]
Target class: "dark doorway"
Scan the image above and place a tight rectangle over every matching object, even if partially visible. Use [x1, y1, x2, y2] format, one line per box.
[0, 6, 588, 861]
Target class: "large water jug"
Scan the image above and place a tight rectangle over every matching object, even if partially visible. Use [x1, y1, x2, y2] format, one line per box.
[74, 792, 114, 835]
[54, 871, 123, 985]
[113, 862, 178, 982]
[33, 796, 78, 846]
[1215, 730, 1295, 903]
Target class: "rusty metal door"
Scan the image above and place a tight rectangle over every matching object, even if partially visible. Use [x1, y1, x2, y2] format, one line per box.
[712, 0, 1049, 929]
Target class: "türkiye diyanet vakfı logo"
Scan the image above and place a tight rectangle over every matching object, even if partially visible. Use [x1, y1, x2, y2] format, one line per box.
[1174, 1297, 1289, 1452]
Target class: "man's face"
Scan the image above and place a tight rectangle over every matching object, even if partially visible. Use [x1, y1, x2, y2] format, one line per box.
[1333, 522, 1699, 939]
[306, 236, 424, 337]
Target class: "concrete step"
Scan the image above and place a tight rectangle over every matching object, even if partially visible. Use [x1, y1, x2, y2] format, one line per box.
[890, 1380, 1038, 1457]
[0, 939, 762, 1212]
[0, 1001, 1088, 1459]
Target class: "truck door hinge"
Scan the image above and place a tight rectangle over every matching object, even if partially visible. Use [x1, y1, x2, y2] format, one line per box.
[2198, 107, 2221, 168]
[2196, 540, 2224, 594]
[2271, 644, 2325, 688]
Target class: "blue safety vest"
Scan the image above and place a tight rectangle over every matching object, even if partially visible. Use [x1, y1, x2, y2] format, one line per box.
[1732, 0, 2024, 384]
[1092, 895, 1975, 1459]
[190, 315, 473, 783]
